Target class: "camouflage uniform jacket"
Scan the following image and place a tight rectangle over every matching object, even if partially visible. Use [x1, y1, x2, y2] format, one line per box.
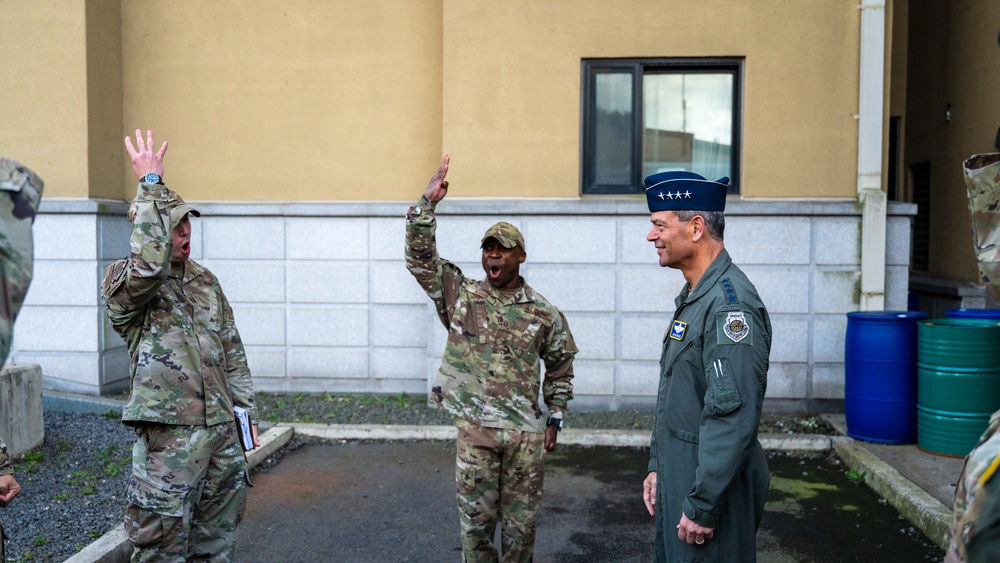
[949, 409, 1000, 562]
[1, 159, 43, 478]
[405, 196, 576, 433]
[102, 182, 257, 427]
[1, 158, 44, 366]
[0, 439, 11, 476]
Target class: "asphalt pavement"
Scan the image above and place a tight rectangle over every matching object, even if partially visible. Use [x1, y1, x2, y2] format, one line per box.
[64, 415, 959, 563]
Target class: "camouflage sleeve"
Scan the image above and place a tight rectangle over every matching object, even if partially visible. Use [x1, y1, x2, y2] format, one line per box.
[101, 183, 174, 335]
[405, 195, 462, 328]
[0, 158, 44, 365]
[218, 285, 257, 422]
[540, 309, 577, 414]
[0, 437, 12, 476]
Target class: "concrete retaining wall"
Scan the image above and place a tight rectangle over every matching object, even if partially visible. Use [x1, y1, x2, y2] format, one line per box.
[0, 363, 44, 456]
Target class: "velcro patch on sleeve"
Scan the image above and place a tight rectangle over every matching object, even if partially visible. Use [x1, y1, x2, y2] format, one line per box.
[717, 311, 752, 345]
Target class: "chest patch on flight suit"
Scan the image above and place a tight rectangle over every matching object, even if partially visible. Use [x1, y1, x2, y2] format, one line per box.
[718, 311, 751, 344]
[669, 320, 687, 341]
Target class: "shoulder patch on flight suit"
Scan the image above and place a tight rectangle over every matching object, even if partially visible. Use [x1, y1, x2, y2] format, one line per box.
[717, 311, 751, 345]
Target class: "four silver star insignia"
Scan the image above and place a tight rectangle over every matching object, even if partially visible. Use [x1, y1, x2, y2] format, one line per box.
[655, 190, 693, 200]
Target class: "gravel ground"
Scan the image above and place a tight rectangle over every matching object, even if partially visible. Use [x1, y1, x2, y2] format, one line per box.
[1, 393, 835, 562]
[3, 411, 132, 563]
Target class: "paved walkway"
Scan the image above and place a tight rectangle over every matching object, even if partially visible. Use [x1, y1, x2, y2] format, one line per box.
[63, 412, 962, 562]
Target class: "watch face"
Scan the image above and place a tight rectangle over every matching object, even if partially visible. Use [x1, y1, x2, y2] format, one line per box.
[144, 172, 160, 184]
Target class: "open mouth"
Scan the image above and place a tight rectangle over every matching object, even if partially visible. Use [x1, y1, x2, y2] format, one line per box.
[489, 265, 502, 279]
[180, 241, 191, 254]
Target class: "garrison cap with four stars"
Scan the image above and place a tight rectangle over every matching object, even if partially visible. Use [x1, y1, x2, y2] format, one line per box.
[644, 171, 730, 213]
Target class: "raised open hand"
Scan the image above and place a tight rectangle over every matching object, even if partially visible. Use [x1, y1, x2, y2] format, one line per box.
[423, 154, 450, 203]
[124, 129, 168, 181]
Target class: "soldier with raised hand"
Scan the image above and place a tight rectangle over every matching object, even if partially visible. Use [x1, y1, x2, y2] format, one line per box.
[102, 130, 259, 562]
[406, 155, 577, 562]
[0, 157, 43, 561]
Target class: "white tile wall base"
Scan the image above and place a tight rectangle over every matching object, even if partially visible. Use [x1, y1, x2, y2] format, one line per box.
[15, 350, 126, 394]
[20, 198, 915, 413]
[764, 363, 809, 398]
[616, 361, 661, 397]
[571, 360, 615, 396]
[371, 378, 428, 395]
[370, 346, 431, 380]
[812, 363, 848, 399]
[252, 377, 373, 394]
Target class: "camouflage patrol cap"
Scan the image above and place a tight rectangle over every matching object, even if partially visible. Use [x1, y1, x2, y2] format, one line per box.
[128, 189, 200, 228]
[481, 221, 525, 251]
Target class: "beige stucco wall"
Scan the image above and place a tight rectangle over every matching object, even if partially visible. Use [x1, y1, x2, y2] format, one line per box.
[119, 0, 444, 203]
[5, 1, 864, 202]
[442, 0, 861, 199]
[0, 1, 91, 198]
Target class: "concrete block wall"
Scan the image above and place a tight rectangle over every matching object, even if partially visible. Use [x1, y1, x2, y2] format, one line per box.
[12, 200, 131, 395]
[16, 198, 916, 412]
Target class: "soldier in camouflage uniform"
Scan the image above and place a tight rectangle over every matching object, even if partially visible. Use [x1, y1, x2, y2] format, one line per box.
[946, 409, 1000, 563]
[962, 153, 1000, 305]
[0, 157, 43, 560]
[101, 130, 259, 563]
[406, 155, 577, 563]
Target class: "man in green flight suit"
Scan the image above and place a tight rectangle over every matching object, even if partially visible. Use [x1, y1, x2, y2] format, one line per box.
[0, 158, 43, 562]
[640, 171, 772, 561]
[406, 155, 577, 562]
[102, 130, 259, 562]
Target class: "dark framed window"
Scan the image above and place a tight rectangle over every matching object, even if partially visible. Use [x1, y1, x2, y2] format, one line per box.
[581, 58, 743, 195]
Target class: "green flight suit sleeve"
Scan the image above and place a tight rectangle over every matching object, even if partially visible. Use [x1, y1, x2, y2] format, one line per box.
[683, 304, 770, 527]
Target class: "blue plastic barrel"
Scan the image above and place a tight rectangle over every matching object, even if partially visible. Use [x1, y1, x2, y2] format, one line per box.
[947, 308, 1000, 320]
[844, 311, 928, 443]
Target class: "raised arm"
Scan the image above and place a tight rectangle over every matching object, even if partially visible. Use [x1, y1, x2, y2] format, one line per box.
[101, 130, 174, 334]
[423, 154, 450, 203]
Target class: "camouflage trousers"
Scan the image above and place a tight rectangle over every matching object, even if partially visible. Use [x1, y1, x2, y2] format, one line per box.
[455, 417, 545, 563]
[125, 421, 248, 563]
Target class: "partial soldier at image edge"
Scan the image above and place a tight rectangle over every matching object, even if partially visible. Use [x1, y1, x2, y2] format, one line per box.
[0, 157, 44, 560]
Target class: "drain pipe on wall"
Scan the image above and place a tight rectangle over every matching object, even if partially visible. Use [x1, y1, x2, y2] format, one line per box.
[857, 0, 887, 311]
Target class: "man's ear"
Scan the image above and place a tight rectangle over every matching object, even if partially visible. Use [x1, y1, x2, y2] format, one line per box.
[690, 215, 706, 242]
[518, 249, 527, 264]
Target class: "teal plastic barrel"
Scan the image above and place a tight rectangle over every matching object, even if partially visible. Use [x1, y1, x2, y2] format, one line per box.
[844, 311, 927, 443]
[917, 318, 1000, 456]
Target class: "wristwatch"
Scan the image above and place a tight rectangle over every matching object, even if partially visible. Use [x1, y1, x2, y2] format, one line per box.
[546, 416, 563, 431]
[143, 172, 162, 185]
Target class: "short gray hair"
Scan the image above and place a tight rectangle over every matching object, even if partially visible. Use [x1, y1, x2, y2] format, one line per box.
[674, 210, 725, 241]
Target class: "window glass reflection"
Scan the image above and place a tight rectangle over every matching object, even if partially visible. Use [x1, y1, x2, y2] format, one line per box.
[642, 73, 733, 181]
